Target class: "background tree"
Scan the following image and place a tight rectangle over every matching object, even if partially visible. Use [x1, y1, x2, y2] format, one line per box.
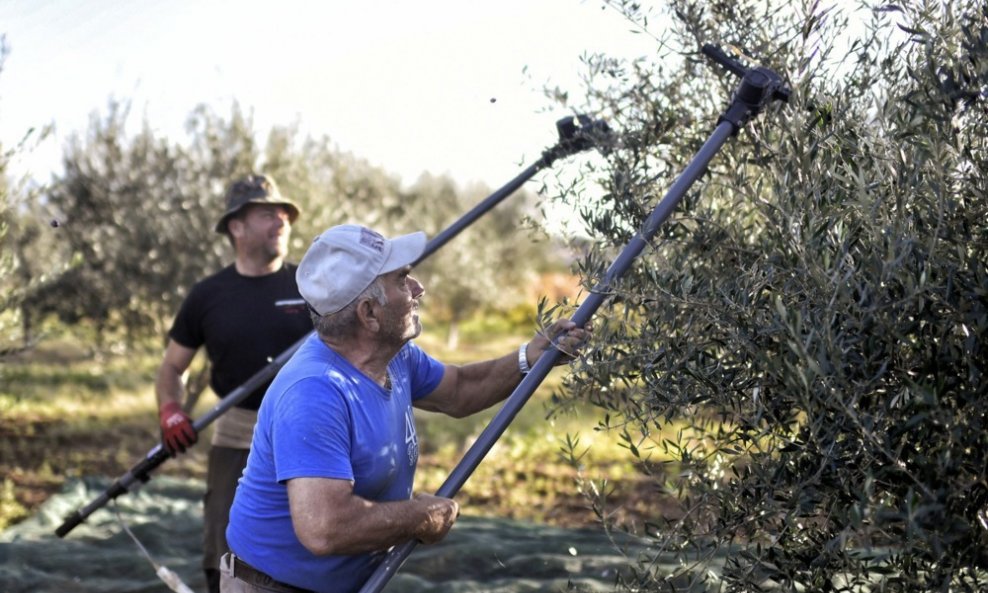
[0, 35, 56, 357]
[33, 101, 220, 347]
[0, 162, 24, 357]
[406, 173, 554, 348]
[281, 136, 408, 247]
[25, 96, 559, 353]
[32, 102, 319, 349]
[551, 1, 988, 591]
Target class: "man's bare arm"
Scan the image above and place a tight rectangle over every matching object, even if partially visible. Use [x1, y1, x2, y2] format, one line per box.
[415, 319, 590, 418]
[155, 339, 197, 408]
[288, 477, 458, 555]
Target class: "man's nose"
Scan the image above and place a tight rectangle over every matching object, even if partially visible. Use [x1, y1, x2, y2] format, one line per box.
[409, 276, 425, 298]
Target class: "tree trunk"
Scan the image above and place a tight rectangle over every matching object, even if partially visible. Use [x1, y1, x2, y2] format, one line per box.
[446, 318, 460, 350]
[20, 302, 32, 348]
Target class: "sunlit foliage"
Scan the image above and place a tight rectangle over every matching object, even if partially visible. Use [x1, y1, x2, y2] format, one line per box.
[552, 1, 988, 590]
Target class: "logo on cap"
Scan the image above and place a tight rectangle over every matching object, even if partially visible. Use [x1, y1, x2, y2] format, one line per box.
[360, 228, 385, 252]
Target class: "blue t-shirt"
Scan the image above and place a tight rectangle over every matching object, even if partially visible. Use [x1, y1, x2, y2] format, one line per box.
[226, 333, 445, 593]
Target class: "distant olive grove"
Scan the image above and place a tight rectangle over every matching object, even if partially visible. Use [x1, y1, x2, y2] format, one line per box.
[0, 91, 563, 355]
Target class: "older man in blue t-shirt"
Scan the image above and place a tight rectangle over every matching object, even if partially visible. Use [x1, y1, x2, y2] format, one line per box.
[222, 224, 590, 593]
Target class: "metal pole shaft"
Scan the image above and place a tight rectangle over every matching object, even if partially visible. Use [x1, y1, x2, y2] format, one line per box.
[358, 120, 736, 593]
[416, 161, 544, 265]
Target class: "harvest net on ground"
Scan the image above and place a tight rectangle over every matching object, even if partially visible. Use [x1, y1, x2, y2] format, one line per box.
[1, 476, 659, 593]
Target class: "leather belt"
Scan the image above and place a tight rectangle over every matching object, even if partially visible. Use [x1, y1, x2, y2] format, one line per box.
[231, 555, 315, 593]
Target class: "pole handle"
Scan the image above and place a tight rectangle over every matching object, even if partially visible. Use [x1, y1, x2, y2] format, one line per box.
[701, 44, 747, 77]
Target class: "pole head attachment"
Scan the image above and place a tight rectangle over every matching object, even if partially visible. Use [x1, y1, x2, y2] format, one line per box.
[702, 44, 791, 134]
[542, 114, 613, 166]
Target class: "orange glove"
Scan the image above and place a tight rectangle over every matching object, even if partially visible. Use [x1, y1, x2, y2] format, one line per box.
[159, 401, 197, 455]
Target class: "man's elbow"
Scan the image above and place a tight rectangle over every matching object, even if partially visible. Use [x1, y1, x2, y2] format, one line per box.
[416, 393, 473, 418]
[444, 405, 474, 419]
[295, 528, 344, 556]
[300, 539, 337, 557]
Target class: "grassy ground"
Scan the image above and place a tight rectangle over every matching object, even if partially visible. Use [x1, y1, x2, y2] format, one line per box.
[0, 329, 671, 534]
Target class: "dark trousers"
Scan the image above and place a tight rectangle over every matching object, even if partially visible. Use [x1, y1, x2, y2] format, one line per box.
[204, 446, 251, 593]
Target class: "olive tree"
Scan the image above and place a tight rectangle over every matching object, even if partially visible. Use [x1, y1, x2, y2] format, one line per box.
[406, 173, 553, 347]
[34, 101, 227, 346]
[552, 1, 988, 591]
[0, 35, 57, 356]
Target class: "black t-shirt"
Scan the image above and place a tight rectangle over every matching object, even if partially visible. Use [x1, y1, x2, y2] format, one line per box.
[168, 263, 313, 410]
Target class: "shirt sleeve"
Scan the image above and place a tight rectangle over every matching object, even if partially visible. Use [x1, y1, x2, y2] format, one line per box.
[168, 284, 205, 349]
[404, 343, 445, 401]
[270, 377, 355, 483]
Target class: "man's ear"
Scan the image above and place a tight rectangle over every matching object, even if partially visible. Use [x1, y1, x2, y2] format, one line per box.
[356, 299, 380, 333]
[228, 218, 244, 239]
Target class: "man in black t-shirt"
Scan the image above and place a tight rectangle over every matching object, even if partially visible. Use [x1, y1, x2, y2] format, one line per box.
[155, 174, 313, 593]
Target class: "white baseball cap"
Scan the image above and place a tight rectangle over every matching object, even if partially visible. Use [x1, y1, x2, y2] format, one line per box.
[297, 224, 427, 316]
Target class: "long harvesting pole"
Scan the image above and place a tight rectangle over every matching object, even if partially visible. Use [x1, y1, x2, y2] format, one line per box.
[358, 44, 791, 593]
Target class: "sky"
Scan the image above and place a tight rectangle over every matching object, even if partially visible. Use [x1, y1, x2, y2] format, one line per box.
[0, 0, 657, 191]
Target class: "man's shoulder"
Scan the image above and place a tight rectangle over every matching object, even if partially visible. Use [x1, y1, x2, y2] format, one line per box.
[398, 341, 433, 362]
[191, 262, 297, 290]
[178, 265, 236, 301]
[270, 344, 351, 406]
[275, 262, 301, 284]
[192, 264, 238, 286]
